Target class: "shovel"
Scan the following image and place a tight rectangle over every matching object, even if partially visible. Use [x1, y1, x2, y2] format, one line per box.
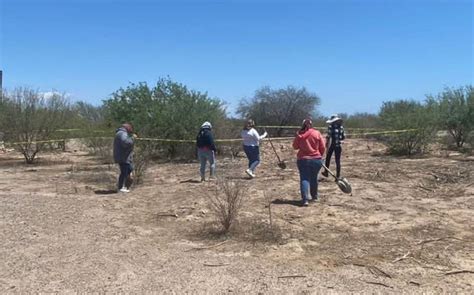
[265, 129, 287, 169]
[321, 163, 352, 194]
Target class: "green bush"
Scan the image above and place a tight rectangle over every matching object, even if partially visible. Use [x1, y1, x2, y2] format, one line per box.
[379, 100, 437, 156]
[427, 85, 473, 148]
[344, 112, 381, 129]
[103, 78, 226, 159]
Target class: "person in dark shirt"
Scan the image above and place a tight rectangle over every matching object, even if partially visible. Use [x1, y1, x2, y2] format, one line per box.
[322, 114, 345, 179]
[113, 123, 136, 192]
[196, 121, 217, 182]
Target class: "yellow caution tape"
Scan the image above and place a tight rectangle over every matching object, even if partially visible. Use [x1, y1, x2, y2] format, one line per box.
[4, 137, 114, 146]
[347, 129, 418, 137]
[137, 137, 195, 143]
[3, 128, 418, 146]
[56, 129, 84, 132]
[4, 139, 67, 145]
[258, 125, 382, 130]
[56, 129, 111, 133]
[55, 126, 382, 133]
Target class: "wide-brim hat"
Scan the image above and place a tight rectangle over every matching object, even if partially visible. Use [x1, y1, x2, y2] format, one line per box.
[326, 114, 342, 124]
[201, 121, 212, 129]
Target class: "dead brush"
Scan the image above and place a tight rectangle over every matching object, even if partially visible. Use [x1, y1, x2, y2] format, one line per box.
[367, 170, 388, 182]
[206, 177, 247, 234]
[132, 141, 156, 185]
[254, 189, 283, 243]
[82, 137, 113, 164]
[429, 168, 471, 184]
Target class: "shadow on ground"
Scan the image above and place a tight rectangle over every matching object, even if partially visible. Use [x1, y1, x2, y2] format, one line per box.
[272, 198, 303, 207]
[94, 189, 117, 195]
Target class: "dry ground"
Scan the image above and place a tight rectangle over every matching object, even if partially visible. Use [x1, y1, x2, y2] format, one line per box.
[0, 139, 473, 293]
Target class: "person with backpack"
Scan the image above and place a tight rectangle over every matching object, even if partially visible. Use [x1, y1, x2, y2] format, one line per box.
[322, 114, 345, 179]
[196, 121, 217, 182]
[113, 123, 136, 193]
[293, 118, 326, 206]
[241, 119, 267, 178]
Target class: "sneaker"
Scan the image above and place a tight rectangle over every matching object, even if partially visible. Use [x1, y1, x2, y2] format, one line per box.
[302, 200, 309, 207]
[119, 187, 130, 193]
[245, 169, 255, 178]
[201, 177, 205, 182]
[309, 195, 318, 202]
[321, 170, 329, 177]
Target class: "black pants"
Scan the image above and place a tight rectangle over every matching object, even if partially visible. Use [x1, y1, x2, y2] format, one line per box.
[325, 145, 342, 178]
[118, 163, 133, 189]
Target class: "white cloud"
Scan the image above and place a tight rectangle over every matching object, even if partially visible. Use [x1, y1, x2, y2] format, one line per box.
[41, 91, 71, 100]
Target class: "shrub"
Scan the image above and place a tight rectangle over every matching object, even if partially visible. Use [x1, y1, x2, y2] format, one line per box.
[379, 100, 437, 156]
[1, 88, 69, 163]
[103, 78, 227, 159]
[427, 85, 474, 148]
[213, 118, 244, 158]
[82, 136, 114, 164]
[207, 178, 247, 234]
[132, 141, 158, 184]
[237, 86, 320, 136]
[344, 112, 381, 129]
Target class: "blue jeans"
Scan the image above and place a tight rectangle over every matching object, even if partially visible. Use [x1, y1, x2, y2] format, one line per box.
[243, 145, 260, 172]
[297, 158, 323, 202]
[118, 163, 133, 189]
[198, 149, 216, 179]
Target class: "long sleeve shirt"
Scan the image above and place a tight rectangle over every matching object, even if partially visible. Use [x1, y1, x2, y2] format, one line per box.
[113, 127, 134, 164]
[293, 128, 326, 160]
[326, 124, 345, 147]
[241, 128, 267, 146]
[196, 128, 216, 151]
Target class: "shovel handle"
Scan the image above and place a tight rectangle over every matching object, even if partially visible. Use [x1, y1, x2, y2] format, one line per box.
[264, 128, 283, 163]
[321, 163, 338, 180]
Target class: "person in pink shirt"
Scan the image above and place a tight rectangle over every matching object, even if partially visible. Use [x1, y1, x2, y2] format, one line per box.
[292, 118, 326, 206]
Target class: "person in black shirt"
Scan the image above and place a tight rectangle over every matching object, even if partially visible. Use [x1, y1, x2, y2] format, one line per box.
[322, 114, 345, 179]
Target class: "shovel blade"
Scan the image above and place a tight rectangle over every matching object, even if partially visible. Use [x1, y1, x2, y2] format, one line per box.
[336, 178, 352, 194]
[278, 161, 287, 169]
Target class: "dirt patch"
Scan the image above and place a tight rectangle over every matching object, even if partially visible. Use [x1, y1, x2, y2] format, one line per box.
[0, 139, 473, 292]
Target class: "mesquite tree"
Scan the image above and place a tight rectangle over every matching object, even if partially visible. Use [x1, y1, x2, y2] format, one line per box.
[237, 86, 320, 136]
[103, 78, 227, 158]
[1, 88, 69, 163]
[379, 100, 437, 156]
[428, 86, 474, 148]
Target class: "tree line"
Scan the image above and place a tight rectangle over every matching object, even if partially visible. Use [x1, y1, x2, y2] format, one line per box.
[0, 78, 472, 163]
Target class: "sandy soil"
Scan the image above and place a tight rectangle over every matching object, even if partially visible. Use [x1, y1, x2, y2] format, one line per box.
[0, 138, 473, 293]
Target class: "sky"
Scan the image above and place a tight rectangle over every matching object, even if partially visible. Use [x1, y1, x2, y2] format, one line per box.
[0, 0, 472, 117]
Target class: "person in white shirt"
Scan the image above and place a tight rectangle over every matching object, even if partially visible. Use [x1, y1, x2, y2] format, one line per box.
[241, 119, 267, 178]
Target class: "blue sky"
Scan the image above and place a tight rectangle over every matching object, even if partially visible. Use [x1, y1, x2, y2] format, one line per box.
[0, 0, 472, 116]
